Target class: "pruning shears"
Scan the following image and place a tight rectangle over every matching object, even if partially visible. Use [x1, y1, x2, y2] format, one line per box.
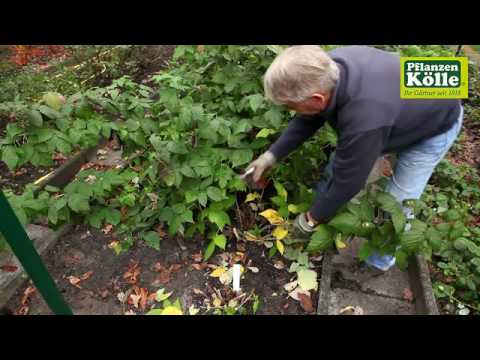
[238, 166, 270, 190]
[238, 166, 255, 180]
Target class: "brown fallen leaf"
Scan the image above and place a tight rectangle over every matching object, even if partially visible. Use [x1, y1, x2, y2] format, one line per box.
[120, 207, 128, 217]
[298, 293, 314, 313]
[123, 261, 140, 284]
[191, 263, 208, 271]
[193, 288, 206, 296]
[14, 305, 30, 315]
[236, 242, 246, 252]
[169, 264, 183, 272]
[339, 306, 364, 315]
[21, 286, 36, 305]
[1, 265, 18, 272]
[102, 224, 113, 235]
[137, 287, 149, 311]
[80, 270, 94, 281]
[403, 288, 414, 303]
[67, 276, 82, 288]
[155, 272, 171, 285]
[100, 289, 110, 299]
[129, 294, 141, 309]
[191, 252, 203, 263]
[53, 153, 68, 162]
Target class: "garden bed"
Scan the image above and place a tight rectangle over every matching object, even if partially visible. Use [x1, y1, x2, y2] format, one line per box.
[4, 223, 318, 315]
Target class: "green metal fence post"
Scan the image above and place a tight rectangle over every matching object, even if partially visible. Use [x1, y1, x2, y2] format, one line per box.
[0, 191, 73, 315]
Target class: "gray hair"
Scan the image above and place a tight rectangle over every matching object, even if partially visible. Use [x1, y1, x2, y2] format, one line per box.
[263, 45, 340, 105]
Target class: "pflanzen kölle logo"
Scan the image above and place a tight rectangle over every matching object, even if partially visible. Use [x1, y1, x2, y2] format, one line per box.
[400, 57, 468, 99]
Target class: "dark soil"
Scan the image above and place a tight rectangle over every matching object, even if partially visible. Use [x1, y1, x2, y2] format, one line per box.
[5, 223, 316, 315]
[0, 161, 54, 194]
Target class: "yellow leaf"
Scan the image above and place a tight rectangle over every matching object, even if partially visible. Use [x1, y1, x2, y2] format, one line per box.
[272, 226, 288, 240]
[335, 234, 347, 249]
[189, 305, 200, 315]
[276, 240, 285, 255]
[288, 204, 300, 214]
[161, 306, 183, 315]
[245, 192, 260, 203]
[210, 267, 227, 277]
[212, 298, 222, 307]
[259, 209, 284, 225]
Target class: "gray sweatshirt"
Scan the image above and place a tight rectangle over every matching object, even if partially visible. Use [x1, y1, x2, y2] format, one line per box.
[268, 45, 461, 222]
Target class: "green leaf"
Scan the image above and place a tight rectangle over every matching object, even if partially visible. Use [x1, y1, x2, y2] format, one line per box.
[105, 209, 122, 225]
[268, 246, 277, 258]
[88, 210, 105, 228]
[443, 209, 462, 222]
[206, 187, 225, 202]
[231, 149, 253, 168]
[36, 128, 54, 143]
[144, 231, 161, 250]
[67, 194, 90, 213]
[297, 269, 318, 291]
[2, 146, 19, 170]
[306, 225, 334, 252]
[400, 219, 427, 253]
[28, 110, 43, 127]
[358, 241, 372, 261]
[274, 182, 287, 202]
[395, 249, 408, 270]
[43, 92, 64, 111]
[375, 191, 403, 214]
[392, 211, 406, 234]
[180, 164, 196, 178]
[248, 94, 264, 112]
[45, 185, 60, 193]
[255, 128, 276, 138]
[347, 204, 364, 222]
[204, 240, 216, 261]
[265, 108, 284, 128]
[155, 288, 173, 302]
[359, 198, 373, 222]
[48, 206, 60, 225]
[207, 210, 230, 230]
[39, 105, 60, 119]
[328, 212, 361, 235]
[233, 119, 252, 135]
[213, 234, 227, 250]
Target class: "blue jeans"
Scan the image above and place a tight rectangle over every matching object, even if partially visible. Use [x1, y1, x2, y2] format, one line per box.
[315, 106, 464, 270]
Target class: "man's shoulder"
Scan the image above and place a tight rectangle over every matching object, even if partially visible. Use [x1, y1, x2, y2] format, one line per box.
[328, 45, 389, 57]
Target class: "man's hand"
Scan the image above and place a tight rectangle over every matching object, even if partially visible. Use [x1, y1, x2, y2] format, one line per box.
[245, 151, 276, 183]
[292, 212, 317, 239]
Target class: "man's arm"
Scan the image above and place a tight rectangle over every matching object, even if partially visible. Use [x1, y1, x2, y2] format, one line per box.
[268, 114, 326, 160]
[308, 127, 390, 223]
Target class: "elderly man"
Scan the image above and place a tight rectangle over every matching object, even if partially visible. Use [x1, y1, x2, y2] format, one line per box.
[246, 45, 463, 271]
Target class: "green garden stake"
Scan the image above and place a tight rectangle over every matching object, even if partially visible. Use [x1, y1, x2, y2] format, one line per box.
[0, 191, 73, 315]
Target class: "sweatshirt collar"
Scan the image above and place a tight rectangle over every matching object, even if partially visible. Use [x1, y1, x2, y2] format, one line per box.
[322, 61, 345, 118]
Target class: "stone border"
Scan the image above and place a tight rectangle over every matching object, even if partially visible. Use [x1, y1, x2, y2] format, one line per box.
[407, 255, 439, 315]
[0, 138, 111, 310]
[316, 249, 334, 315]
[316, 251, 439, 315]
[0, 222, 74, 309]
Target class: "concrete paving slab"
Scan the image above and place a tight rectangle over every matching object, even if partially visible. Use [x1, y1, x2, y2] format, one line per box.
[329, 288, 416, 315]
